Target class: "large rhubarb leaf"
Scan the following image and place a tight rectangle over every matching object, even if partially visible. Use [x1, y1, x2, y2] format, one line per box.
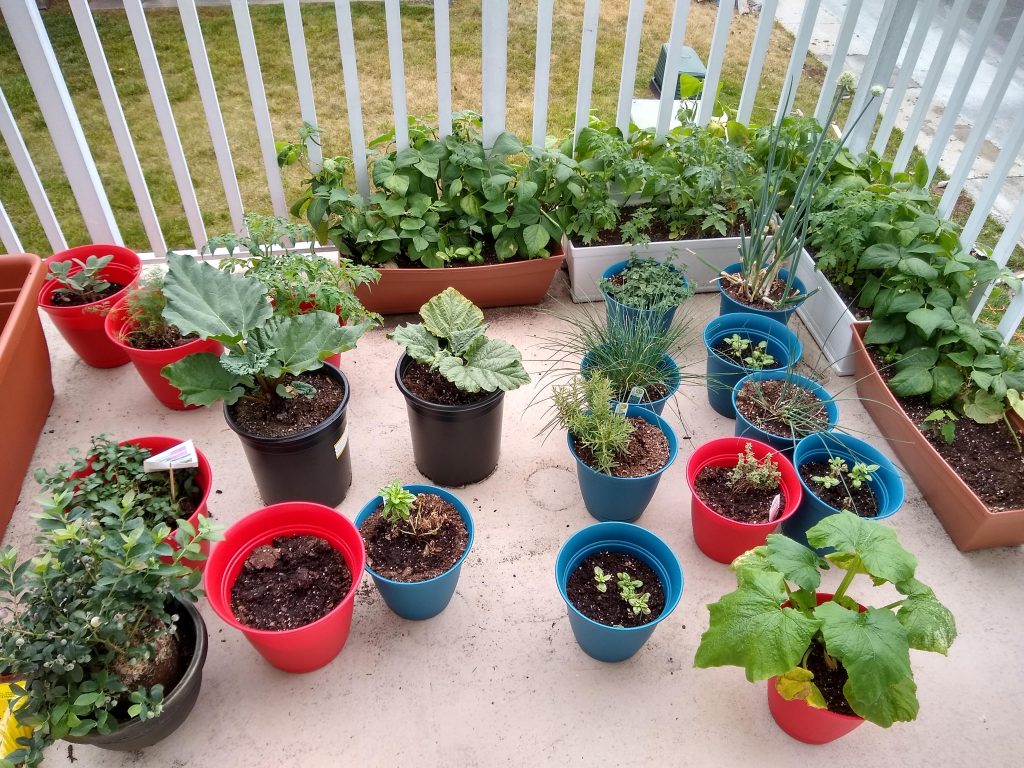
[419, 287, 486, 351]
[162, 353, 250, 407]
[436, 337, 530, 393]
[269, 312, 368, 376]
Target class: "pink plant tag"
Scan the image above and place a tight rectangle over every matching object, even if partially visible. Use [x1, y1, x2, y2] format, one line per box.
[768, 494, 782, 523]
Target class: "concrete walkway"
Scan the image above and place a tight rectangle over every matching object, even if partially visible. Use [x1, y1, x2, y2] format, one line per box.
[6, 272, 1023, 767]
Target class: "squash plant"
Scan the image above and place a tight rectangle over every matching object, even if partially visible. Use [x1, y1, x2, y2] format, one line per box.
[694, 512, 956, 728]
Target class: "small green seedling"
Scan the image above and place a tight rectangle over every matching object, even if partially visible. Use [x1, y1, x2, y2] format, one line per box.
[848, 461, 880, 489]
[46, 255, 113, 303]
[923, 409, 958, 445]
[811, 456, 847, 489]
[724, 333, 750, 357]
[593, 566, 613, 593]
[728, 442, 782, 492]
[744, 341, 776, 370]
[379, 480, 417, 526]
[617, 571, 651, 617]
[811, 457, 879, 509]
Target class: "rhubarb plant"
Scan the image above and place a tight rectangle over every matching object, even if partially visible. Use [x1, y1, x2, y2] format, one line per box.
[160, 252, 368, 406]
[389, 287, 530, 394]
[694, 512, 956, 727]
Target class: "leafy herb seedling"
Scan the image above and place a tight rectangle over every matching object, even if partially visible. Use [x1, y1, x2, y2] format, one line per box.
[46, 255, 113, 304]
[811, 457, 879, 510]
[599, 254, 694, 312]
[617, 571, 651, 616]
[721, 334, 776, 369]
[728, 442, 782, 492]
[593, 566, 613, 593]
[376, 481, 442, 536]
[922, 409, 958, 445]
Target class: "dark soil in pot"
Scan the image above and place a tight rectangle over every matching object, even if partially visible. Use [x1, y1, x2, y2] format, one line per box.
[868, 347, 1024, 511]
[573, 417, 669, 477]
[231, 535, 353, 630]
[359, 493, 468, 581]
[736, 379, 830, 438]
[723, 278, 797, 311]
[798, 463, 879, 517]
[693, 465, 783, 524]
[401, 361, 490, 406]
[126, 325, 197, 350]
[228, 372, 345, 438]
[805, 640, 856, 716]
[565, 551, 665, 627]
[47, 282, 125, 307]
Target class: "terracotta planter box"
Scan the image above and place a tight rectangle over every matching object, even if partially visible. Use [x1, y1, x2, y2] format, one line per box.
[0, 254, 53, 536]
[851, 323, 1024, 551]
[354, 249, 565, 315]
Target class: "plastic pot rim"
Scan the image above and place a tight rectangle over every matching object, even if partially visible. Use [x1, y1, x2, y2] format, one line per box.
[732, 371, 839, 439]
[394, 353, 505, 414]
[103, 298, 211, 358]
[37, 263, 138, 313]
[354, 484, 475, 587]
[702, 313, 802, 374]
[580, 352, 681, 404]
[566, 405, 678, 481]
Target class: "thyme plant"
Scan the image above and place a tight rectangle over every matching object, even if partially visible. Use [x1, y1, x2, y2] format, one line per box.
[728, 443, 782, 492]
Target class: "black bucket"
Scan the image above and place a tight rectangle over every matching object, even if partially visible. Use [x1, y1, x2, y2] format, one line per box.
[224, 363, 353, 506]
[396, 354, 505, 487]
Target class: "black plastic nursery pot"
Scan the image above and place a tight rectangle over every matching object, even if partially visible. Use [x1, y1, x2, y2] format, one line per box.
[65, 598, 208, 752]
[224, 363, 353, 507]
[396, 354, 505, 486]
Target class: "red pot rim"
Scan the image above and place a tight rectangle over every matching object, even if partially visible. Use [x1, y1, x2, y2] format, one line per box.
[37, 263, 139, 314]
[102, 297, 214, 358]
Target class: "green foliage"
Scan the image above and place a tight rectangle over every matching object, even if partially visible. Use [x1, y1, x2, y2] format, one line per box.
[728, 442, 782, 492]
[0, 487, 219, 766]
[123, 271, 177, 341]
[599, 255, 694, 312]
[810, 457, 879, 511]
[378, 480, 417, 527]
[593, 566, 613, 593]
[922, 409, 958, 445]
[552, 374, 634, 475]
[694, 513, 956, 727]
[45, 255, 113, 304]
[389, 287, 529, 394]
[160, 253, 368, 407]
[721, 333, 777, 369]
[617, 571, 651, 617]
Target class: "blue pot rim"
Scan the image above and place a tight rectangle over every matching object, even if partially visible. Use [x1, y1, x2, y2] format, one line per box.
[732, 370, 839, 438]
[580, 352, 681, 404]
[354, 484, 475, 586]
[566, 404, 678, 480]
[703, 313, 802, 373]
[600, 259, 692, 313]
[793, 433, 905, 519]
[555, 521, 683, 634]
[718, 261, 807, 309]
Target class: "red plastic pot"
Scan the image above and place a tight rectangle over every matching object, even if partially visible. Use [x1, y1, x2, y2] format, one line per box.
[38, 245, 142, 367]
[686, 437, 802, 564]
[103, 298, 223, 410]
[767, 593, 865, 744]
[203, 501, 366, 673]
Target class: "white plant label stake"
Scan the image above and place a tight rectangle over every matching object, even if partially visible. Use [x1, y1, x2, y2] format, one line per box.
[143, 440, 199, 505]
[768, 493, 782, 523]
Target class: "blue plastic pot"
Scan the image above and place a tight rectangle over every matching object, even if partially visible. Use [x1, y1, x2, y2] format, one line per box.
[580, 352, 680, 416]
[718, 262, 807, 324]
[733, 371, 838, 456]
[555, 522, 684, 662]
[704, 313, 803, 418]
[568, 405, 678, 522]
[601, 259, 690, 333]
[783, 432, 905, 549]
[354, 484, 475, 620]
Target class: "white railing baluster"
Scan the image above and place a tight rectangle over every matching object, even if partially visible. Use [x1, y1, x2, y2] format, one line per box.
[697, 0, 733, 127]
[482, 0, 509, 148]
[384, 0, 409, 149]
[230, 0, 287, 219]
[655, 0, 691, 141]
[574, 0, 602, 142]
[334, 0, 369, 198]
[615, 0, 646, 137]
[0, 198, 23, 254]
[178, 0, 245, 234]
[923, 0, 1007, 185]
[775, 0, 821, 121]
[939, 17, 1024, 218]
[814, 0, 862, 126]
[968, 197, 1024, 320]
[962, 106, 1024, 255]
[284, 0, 322, 170]
[893, 0, 970, 172]
[532, 0, 555, 148]
[997, 289, 1024, 345]
[737, 0, 777, 126]
[871, 0, 935, 154]
[124, 0, 206, 249]
[70, 0, 164, 255]
[433, 0, 452, 138]
[0, 85, 67, 253]
[0, 0, 118, 246]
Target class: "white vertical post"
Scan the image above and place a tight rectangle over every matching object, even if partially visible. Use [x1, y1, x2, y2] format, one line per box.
[997, 289, 1024, 344]
[655, 0, 691, 141]
[893, 0, 971, 172]
[775, 0, 822, 122]
[961, 107, 1024, 252]
[573, 0, 602, 142]
[70, 0, 164, 255]
[814, 0, 862, 125]
[433, 0, 452, 138]
[124, 0, 206, 249]
[969, 198, 1024, 319]
[924, 0, 1007, 184]
[738, 0, 778, 126]
[284, 0, 323, 170]
[384, 0, 409, 149]
[482, 0, 509, 148]
[231, 0, 288, 218]
[0, 198, 23, 254]
[871, 0, 937, 154]
[178, 0, 245, 234]
[0, 0, 119, 245]
[0, 86, 67, 253]
[939, 16, 1024, 218]
[532, 0, 555, 148]
[334, 0, 369, 198]
[696, 0, 733, 126]
[615, 0, 646, 136]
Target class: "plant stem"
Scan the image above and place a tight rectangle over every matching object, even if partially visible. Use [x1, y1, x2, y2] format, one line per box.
[832, 568, 858, 603]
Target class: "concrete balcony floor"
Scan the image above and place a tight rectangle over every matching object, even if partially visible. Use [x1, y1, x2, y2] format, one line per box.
[6, 271, 1023, 766]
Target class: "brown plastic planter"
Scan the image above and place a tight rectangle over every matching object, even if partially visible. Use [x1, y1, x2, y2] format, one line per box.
[851, 323, 1024, 551]
[354, 248, 564, 315]
[0, 254, 54, 537]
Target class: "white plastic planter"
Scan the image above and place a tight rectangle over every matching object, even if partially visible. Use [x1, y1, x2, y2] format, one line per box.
[794, 253, 859, 377]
